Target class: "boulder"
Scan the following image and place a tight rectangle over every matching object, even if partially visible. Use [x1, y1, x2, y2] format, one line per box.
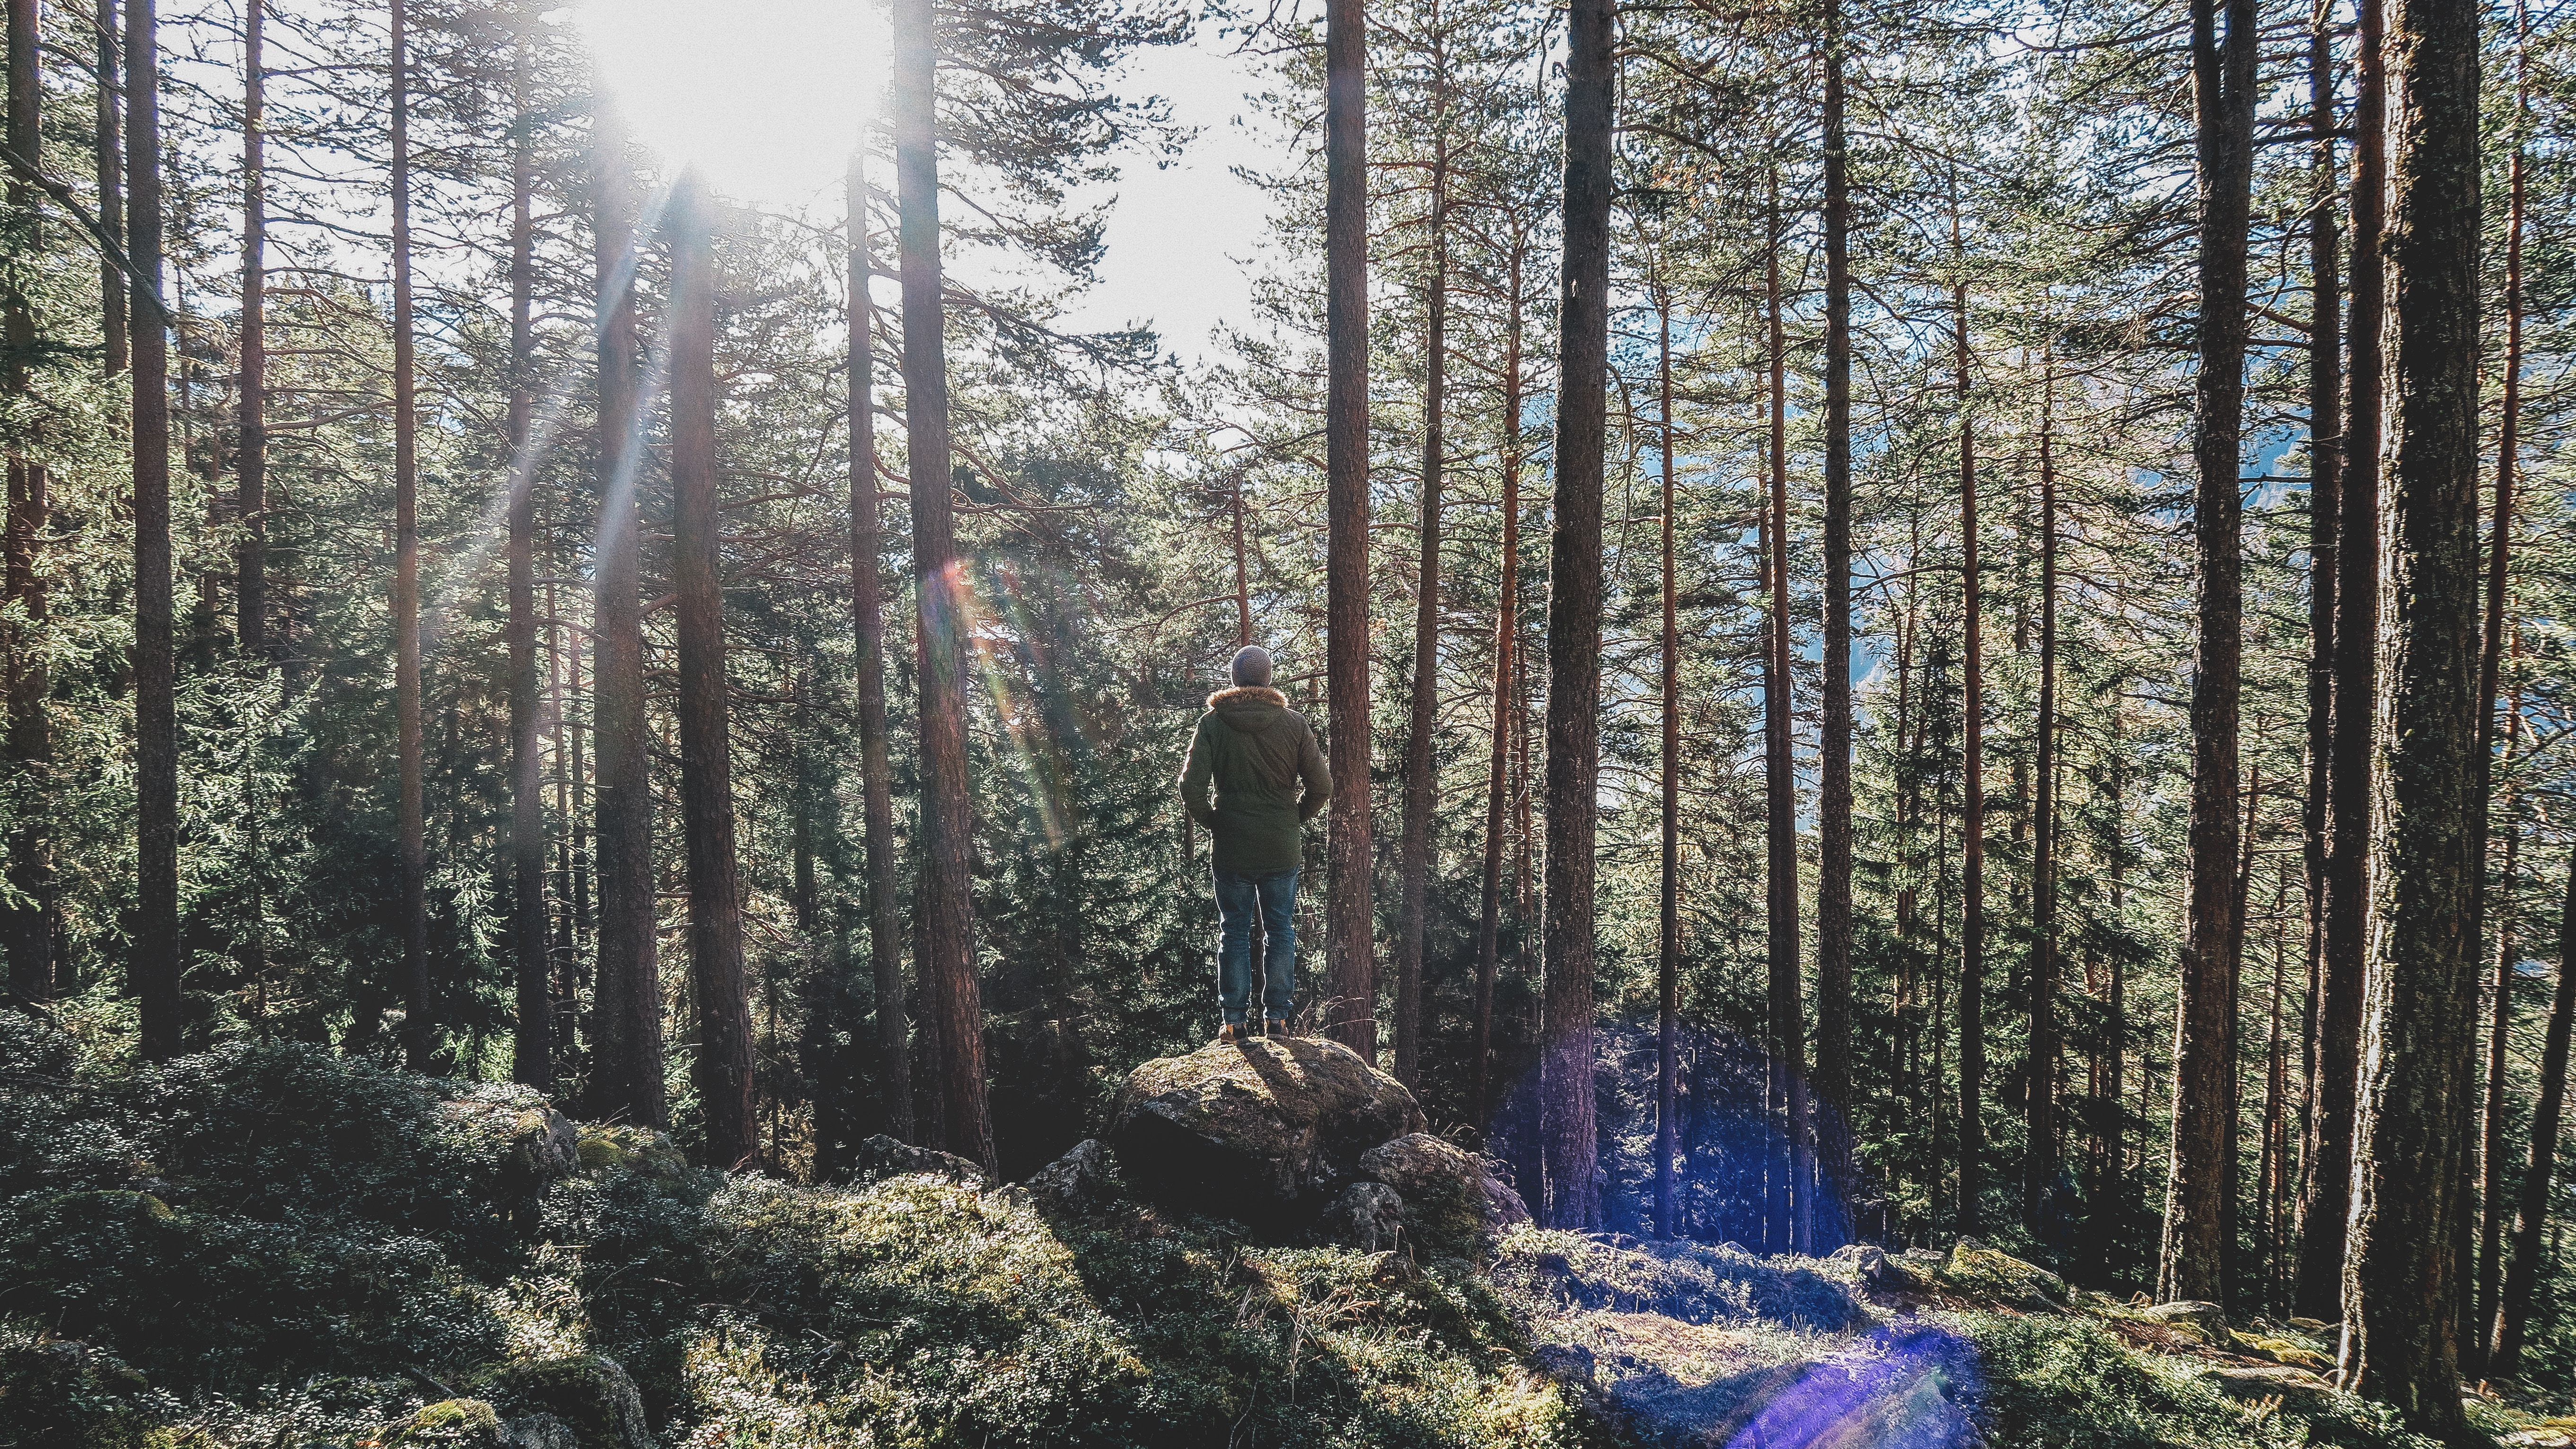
[1939, 1238, 2068, 1310]
[850, 1134, 993, 1190]
[496, 1353, 655, 1449]
[1320, 1181, 1407, 1252]
[1829, 1242, 1927, 1292]
[1021, 1138, 1118, 1217]
[574, 1124, 688, 1180]
[503, 1417, 581, 1449]
[1479, 1161, 1532, 1231]
[2136, 1299, 2229, 1343]
[1108, 1036, 1425, 1224]
[380, 1399, 508, 1449]
[1355, 1133, 1495, 1250]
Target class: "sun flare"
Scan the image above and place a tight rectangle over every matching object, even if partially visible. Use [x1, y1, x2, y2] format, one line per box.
[576, 0, 889, 207]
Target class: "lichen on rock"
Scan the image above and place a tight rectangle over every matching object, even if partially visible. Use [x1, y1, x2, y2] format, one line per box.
[1108, 1036, 1425, 1225]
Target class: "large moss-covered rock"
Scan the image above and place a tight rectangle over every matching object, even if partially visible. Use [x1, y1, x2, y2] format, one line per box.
[381, 1398, 507, 1448]
[495, 1354, 653, 1449]
[1356, 1133, 1492, 1252]
[1108, 1037, 1425, 1224]
[1938, 1238, 2068, 1311]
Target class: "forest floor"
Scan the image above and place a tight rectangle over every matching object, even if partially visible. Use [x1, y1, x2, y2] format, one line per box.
[0, 1016, 2540, 1448]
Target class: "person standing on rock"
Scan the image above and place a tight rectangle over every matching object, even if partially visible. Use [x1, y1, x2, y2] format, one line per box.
[1178, 644, 1331, 1043]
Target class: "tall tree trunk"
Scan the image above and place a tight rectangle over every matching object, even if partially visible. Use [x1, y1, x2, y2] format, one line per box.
[2477, 696, 2520, 1351]
[2025, 363, 2061, 1230]
[2492, 851, 2576, 1375]
[505, 25, 548, 1091]
[387, 0, 429, 1068]
[2299, 0, 2388, 1323]
[892, 0, 992, 1168]
[1655, 285, 1679, 1242]
[847, 149, 909, 1150]
[1539, 0, 1611, 1231]
[3, 0, 48, 1010]
[128, 0, 179, 1060]
[2158, 0, 2255, 1308]
[236, 0, 265, 660]
[2259, 869, 2291, 1307]
[1322, 0, 1374, 1060]
[1953, 218, 1985, 1240]
[1811, 0, 1851, 1254]
[2343, 0, 2482, 1430]
[1393, 134, 1447, 1088]
[2471, 0, 2529, 1361]
[588, 102, 662, 1129]
[668, 172, 756, 1170]
[1472, 230, 1524, 1124]
[1762, 165, 1799, 1249]
[94, 0, 122, 374]
[2297, 0, 2342, 1245]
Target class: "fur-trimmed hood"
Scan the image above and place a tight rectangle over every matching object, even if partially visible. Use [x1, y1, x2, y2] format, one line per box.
[1207, 685, 1290, 732]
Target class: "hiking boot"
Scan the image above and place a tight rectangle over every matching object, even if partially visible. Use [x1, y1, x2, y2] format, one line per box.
[1265, 1017, 1293, 1038]
[1217, 1022, 1245, 1044]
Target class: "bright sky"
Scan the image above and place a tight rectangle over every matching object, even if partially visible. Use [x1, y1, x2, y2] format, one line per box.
[577, 0, 1270, 364]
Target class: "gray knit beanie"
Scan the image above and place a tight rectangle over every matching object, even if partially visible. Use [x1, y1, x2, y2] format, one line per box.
[1230, 645, 1274, 687]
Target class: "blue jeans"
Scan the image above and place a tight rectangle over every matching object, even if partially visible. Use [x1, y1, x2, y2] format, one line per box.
[1214, 866, 1298, 1026]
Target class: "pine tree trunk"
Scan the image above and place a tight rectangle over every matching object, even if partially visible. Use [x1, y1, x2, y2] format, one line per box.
[2477, 706, 2520, 1351]
[94, 0, 123, 375]
[1322, 0, 1374, 1061]
[2471, 2, 2530, 1361]
[1762, 169, 1799, 1250]
[1655, 288, 1679, 1242]
[2298, 0, 2341, 1246]
[2300, 0, 2388, 1323]
[1393, 138, 1447, 1088]
[588, 103, 662, 1129]
[1811, 0, 1851, 1254]
[128, 0, 180, 1060]
[1954, 232, 1986, 1241]
[1539, 0, 1611, 1231]
[668, 173, 757, 1170]
[505, 27, 549, 1091]
[233, 1, 265, 662]
[893, 0, 992, 1167]
[2158, 0, 2255, 1309]
[2025, 367, 2060, 1230]
[2, 0, 48, 1011]
[384, 0, 430, 1068]
[1472, 232, 1524, 1125]
[2343, 0, 2483, 1431]
[2492, 851, 2576, 1375]
[846, 151, 910, 1150]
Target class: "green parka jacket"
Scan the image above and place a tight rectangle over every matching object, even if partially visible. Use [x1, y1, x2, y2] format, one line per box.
[1177, 685, 1331, 874]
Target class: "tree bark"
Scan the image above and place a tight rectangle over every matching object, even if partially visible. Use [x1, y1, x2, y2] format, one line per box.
[2158, 0, 2255, 1309]
[504, 24, 548, 1091]
[2492, 851, 2576, 1376]
[2470, 0, 2528, 1361]
[1539, 0, 1611, 1231]
[2297, 0, 2341, 1250]
[1811, 0, 1851, 1254]
[1953, 211, 1985, 1240]
[94, 0, 122, 375]
[2299, 0, 2388, 1323]
[2025, 363, 2061, 1230]
[128, 0, 179, 1060]
[1762, 163, 1800, 1250]
[386, 0, 429, 1068]
[846, 150, 910, 1151]
[235, 0, 265, 661]
[1393, 133, 1447, 1088]
[3, 0, 48, 1010]
[668, 173, 757, 1170]
[1655, 286, 1679, 1243]
[1471, 229, 1525, 1125]
[1322, 0, 1374, 1061]
[892, 0, 993, 1168]
[2477, 697, 2520, 1351]
[2341, 0, 2482, 1431]
[587, 101, 663, 1129]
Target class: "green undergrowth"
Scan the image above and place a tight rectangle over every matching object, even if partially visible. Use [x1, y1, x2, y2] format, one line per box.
[0, 1018, 1604, 1448]
[0, 1017, 2462, 1448]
